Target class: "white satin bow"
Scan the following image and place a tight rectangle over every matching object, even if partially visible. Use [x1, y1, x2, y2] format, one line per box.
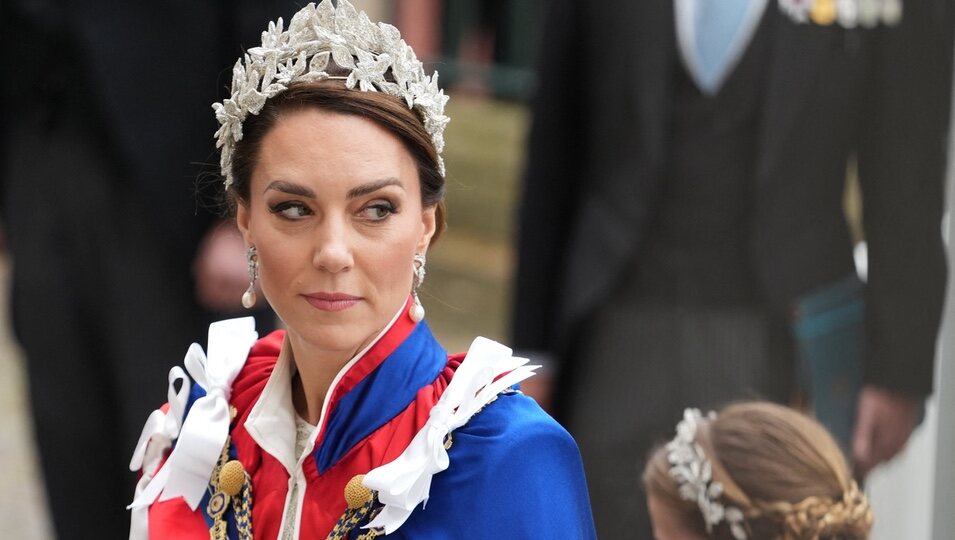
[362, 337, 539, 534]
[128, 317, 257, 514]
[129, 366, 191, 474]
[127, 365, 191, 540]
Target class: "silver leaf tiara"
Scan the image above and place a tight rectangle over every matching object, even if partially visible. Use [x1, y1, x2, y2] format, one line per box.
[666, 408, 747, 540]
[212, 0, 450, 189]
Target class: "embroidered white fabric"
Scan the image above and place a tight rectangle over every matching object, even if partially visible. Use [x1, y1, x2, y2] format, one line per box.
[280, 415, 316, 540]
[213, 0, 450, 188]
[666, 408, 747, 540]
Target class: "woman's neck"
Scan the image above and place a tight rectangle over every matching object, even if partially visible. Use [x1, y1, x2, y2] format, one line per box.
[284, 303, 406, 426]
[287, 333, 359, 426]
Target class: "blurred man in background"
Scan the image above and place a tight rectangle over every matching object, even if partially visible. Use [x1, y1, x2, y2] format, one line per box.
[0, 2, 289, 537]
[513, 1, 954, 537]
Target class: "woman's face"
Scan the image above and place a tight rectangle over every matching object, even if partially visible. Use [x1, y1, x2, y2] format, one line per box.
[237, 107, 436, 358]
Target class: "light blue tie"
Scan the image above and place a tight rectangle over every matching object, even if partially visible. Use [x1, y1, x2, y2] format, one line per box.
[677, 0, 766, 95]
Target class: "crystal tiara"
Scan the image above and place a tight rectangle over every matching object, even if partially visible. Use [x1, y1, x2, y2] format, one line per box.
[667, 408, 748, 539]
[213, 0, 450, 189]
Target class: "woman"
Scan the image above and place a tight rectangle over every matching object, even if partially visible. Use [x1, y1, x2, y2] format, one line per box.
[643, 402, 873, 540]
[127, 2, 596, 538]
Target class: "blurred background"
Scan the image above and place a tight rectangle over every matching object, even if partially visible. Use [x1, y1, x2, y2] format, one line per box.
[0, 0, 953, 538]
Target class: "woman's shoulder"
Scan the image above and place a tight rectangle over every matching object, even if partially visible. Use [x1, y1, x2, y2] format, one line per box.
[403, 386, 596, 538]
[230, 328, 285, 401]
[128, 323, 285, 539]
[175, 327, 284, 416]
[133, 322, 283, 453]
[248, 327, 285, 359]
[438, 339, 577, 455]
[455, 388, 579, 457]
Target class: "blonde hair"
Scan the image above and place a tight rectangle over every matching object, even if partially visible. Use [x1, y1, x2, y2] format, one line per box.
[643, 402, 873, 539]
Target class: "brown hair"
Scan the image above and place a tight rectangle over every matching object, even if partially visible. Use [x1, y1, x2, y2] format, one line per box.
[227, 78, 447, 241]
[643, 402, 873, 539]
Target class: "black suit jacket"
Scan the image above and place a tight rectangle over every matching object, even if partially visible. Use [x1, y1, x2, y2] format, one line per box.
[513, 0, 953, 399]
[1, 0, 300, 264]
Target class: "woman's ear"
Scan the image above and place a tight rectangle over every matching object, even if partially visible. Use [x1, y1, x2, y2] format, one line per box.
[416, 206, 437, 255]
[236, 200, 254, 246]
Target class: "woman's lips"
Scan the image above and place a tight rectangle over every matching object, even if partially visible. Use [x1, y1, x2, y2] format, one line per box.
[303, 292, 362, 312]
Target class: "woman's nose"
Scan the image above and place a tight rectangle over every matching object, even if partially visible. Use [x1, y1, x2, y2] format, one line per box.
[312, 219, 353, 274]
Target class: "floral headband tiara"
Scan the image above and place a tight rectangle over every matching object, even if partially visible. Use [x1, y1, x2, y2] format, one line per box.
[212, 0, 450, 189]
[666, 408, 748, 540]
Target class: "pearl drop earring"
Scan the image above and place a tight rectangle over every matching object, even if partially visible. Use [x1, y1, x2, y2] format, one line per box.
[409, 253, 426, 322]
[242, 245, 258, 309]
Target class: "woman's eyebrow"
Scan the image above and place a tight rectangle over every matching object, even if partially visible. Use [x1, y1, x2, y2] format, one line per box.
[263, 180, 315, 197]
[348, 177, 403, 199]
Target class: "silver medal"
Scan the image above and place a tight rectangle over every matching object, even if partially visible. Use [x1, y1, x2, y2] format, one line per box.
[857, 0, 882, 27]
[778, 0, 812, 23]
[882, 0, 903, 25]
[837, 0, 859, 27]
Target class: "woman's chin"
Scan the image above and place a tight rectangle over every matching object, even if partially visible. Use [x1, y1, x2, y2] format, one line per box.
[287, 323, 375, 358]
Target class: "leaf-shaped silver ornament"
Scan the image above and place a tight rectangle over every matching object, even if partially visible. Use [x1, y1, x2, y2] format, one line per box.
[706, 480, 723, 499]
[309, 51, 330, 74]
[726, 508, 747, 540]
[214, 0, 450, 189]
[262, 18, 285, 49]
[331, 43, 355, 69]
[288, 7, 313, 34]
[378, 22, 401, 49]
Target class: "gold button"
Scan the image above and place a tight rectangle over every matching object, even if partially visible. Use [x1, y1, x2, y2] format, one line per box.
[219, 460, 246, 497]
[345, 474, 373, 509]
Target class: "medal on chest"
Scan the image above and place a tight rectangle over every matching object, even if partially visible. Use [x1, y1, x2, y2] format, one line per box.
[778, 0, 902, 26]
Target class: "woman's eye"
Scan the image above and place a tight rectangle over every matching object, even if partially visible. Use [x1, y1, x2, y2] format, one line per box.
[270, 201, 311, 219]
[361, 202, 395, 221]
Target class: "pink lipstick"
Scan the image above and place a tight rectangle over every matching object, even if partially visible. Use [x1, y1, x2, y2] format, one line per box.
[303, 292, 362, 312]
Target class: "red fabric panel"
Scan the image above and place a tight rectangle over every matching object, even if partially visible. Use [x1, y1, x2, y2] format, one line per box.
[143, 321, 465, 538]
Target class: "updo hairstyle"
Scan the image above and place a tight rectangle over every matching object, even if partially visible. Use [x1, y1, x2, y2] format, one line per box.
[643, 402, 873, 539]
